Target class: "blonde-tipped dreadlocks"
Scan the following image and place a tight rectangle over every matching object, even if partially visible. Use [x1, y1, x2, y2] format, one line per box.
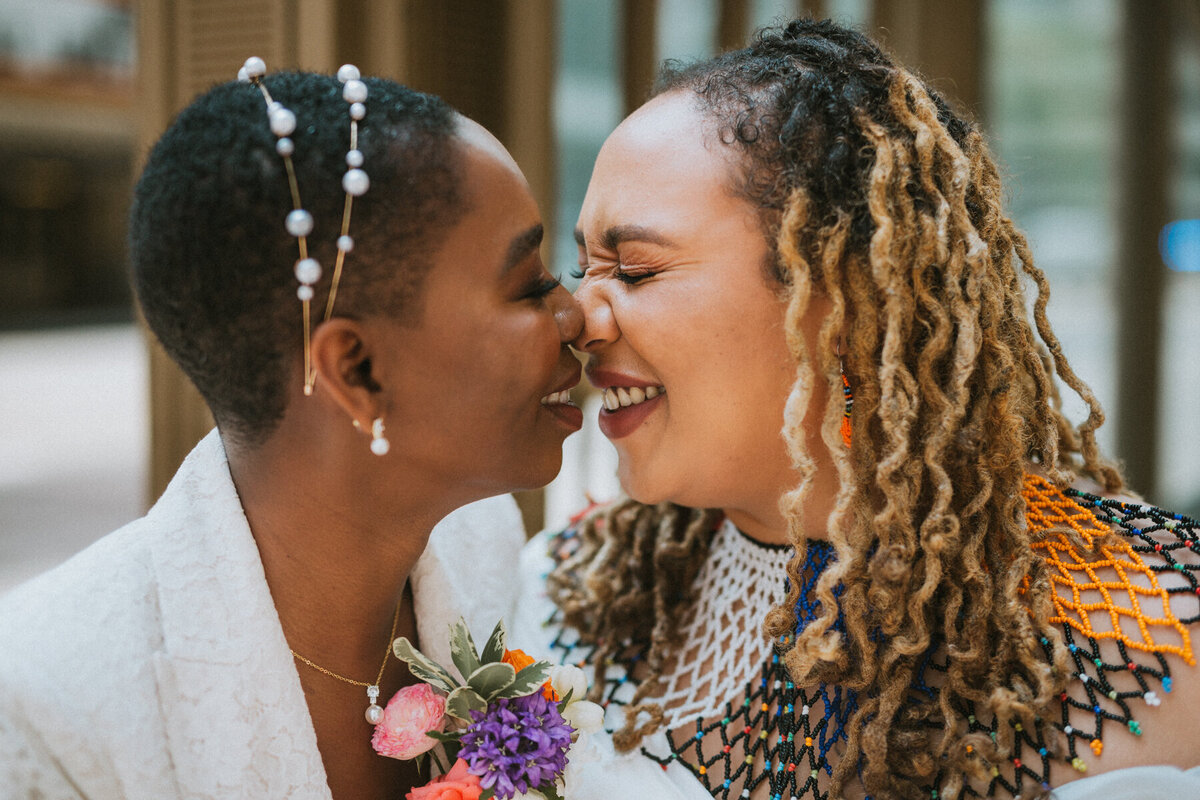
[549, 18, 1122, 799]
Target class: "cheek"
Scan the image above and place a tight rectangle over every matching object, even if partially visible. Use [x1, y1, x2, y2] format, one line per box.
[471, 312, 563, 404]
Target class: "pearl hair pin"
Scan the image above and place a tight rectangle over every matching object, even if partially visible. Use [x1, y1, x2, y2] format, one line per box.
[238, 57, 370, 396]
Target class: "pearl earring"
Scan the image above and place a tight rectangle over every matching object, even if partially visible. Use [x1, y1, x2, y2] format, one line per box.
[370, 418, 390, 456]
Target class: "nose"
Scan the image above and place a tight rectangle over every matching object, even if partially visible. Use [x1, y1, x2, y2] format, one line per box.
[570, 278, 618, 353]
[550, 283, 584, 343]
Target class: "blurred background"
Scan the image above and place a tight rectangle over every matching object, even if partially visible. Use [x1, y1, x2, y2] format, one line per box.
[1, 0, 1197, 594]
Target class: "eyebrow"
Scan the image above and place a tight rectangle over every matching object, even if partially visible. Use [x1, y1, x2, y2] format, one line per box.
[501, 223, 545, 274]
[574, 224, 676, 252]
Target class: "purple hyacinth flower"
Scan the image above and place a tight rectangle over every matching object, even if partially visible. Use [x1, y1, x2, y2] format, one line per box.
[459, 692, 574, 799]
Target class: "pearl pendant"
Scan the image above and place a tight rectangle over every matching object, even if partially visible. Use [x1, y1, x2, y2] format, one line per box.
[366, 684, 383, 724]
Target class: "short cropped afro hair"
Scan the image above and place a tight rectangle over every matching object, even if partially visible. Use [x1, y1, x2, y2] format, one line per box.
[131, 71, 465, 447]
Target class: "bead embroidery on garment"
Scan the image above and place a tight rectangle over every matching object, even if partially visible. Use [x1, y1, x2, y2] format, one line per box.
[542, 478, 1200, 799]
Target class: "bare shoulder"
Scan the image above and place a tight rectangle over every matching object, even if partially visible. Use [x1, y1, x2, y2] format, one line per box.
[1030, 478, 1200, 783]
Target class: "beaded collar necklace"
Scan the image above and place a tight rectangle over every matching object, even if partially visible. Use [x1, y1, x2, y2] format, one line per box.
[545, 479, 1200, 799]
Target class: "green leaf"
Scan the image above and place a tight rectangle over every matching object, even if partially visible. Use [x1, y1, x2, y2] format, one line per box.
[540, 783, 564, 800]
[500, 661, 552, 699]
[449, 618, 482, 681]
[480, 619, 507, 664]
[423, 730, 462, 743]
[392, 637, 459, 692]
[429, 746, 447, 777]
[468, 661, 518, 700]
[479, 789, 495, 800]
[445, 686, 487, 720]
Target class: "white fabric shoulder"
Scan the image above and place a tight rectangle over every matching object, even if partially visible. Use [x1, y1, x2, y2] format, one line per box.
[0, 430, 329, 799]
[0, 431, 532, 800]
[412, 493, 526, 670]
[1050, 765, 1200, 799]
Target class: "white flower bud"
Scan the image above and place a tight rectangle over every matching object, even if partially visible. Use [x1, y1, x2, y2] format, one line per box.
[549, 664, 588, 704]
[562, 699, 604, 734]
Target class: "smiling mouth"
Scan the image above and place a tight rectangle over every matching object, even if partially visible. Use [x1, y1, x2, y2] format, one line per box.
[601, 385, 664, 411]
[540, 390, 576, 406]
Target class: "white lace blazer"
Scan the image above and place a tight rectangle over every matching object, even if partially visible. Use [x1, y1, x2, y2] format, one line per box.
[0, 429, 526, 800]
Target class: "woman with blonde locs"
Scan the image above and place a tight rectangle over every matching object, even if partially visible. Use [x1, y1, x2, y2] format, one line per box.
[511, 17, 1200, 800]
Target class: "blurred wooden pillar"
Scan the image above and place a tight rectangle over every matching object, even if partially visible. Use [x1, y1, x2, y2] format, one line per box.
[870, 0, 984, 118]
[800, 0, 825, 17]
[391, 0, 557, 534]
[1114, 0, 1174, 496]
[138, 0, 557, 530]
[717, 0, 749, 52]
[622, 0, 658, 114]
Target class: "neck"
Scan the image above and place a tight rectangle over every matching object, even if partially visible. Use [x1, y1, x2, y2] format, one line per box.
[725, 435, 841, 548]
[226, 429, 452, 680]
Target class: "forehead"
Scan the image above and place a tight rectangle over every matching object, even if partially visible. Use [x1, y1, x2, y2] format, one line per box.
[578, 91, 749, 238]
[447, 116, 539, 238]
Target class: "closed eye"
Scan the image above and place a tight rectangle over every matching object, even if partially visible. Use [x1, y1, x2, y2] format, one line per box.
[524, 274, 562, 300]
[613, 266, 654, 284]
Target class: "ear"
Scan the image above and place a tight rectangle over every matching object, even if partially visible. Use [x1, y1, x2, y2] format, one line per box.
[309, 317, 387, 426]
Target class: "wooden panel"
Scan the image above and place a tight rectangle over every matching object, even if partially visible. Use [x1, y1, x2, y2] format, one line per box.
[870, 0, 983, 118]
[718, 0, 750, 51]
[1114, 0, 1174, 495]
[622, 0, 658, 113]
[172, 0, 292, 101]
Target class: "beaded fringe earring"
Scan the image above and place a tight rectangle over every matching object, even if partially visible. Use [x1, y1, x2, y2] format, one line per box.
[840, 357, 853, 449]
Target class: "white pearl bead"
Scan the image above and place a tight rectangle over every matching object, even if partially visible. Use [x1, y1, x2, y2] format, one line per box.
[337, 235, 354, 253]
[349, 102, 366, 121]
[342, 168, 369, 196]
[370, 436, 390, 456]
[296, 285, 314, 301]
[343, 79, 368, 104]
[275, 137, 294, 156]
[294, 257, 322, 285]
[345, 149, 364, 168]
[237, 66, 249, 82]
[338, 64, 361, 83]
[365, 703, 384, 724]
[243, 57, 266, 78]
[269, 107, 296, 137]
[285, 209, 313, 237]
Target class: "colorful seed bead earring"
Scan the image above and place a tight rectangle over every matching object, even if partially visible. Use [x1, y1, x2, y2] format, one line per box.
[238, 57, 370, 396]
[840, 355, 853, 448]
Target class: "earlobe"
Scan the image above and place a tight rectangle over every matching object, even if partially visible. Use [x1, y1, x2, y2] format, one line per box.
[310, 318, 384, 423]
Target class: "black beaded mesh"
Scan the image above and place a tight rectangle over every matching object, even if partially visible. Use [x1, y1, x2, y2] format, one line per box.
[541, 487, 1200, 799]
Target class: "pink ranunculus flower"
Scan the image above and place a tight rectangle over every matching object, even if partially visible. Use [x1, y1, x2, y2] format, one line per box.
[371, 683, 447, 760]
[406, 758, 482, 800]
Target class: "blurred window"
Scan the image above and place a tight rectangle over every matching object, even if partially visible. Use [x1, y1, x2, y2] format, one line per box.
[0, 0, 134, 328]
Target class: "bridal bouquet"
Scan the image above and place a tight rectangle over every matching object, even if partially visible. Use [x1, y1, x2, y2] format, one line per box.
[373, 618, 604, 800]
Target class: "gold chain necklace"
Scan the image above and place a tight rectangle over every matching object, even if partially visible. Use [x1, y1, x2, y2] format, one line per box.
[290, 599, 402, 724]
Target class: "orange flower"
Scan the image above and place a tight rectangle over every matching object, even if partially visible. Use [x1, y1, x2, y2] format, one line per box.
[502, 648, 557, 701]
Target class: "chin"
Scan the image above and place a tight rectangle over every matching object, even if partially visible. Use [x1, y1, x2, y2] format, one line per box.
[617, 462, 674, 507]
[507, 452, 565, 494]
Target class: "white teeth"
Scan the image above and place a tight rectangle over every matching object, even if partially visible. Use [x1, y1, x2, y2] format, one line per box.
[602, 385, 664, 411]
[541, 390, 573, 406]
